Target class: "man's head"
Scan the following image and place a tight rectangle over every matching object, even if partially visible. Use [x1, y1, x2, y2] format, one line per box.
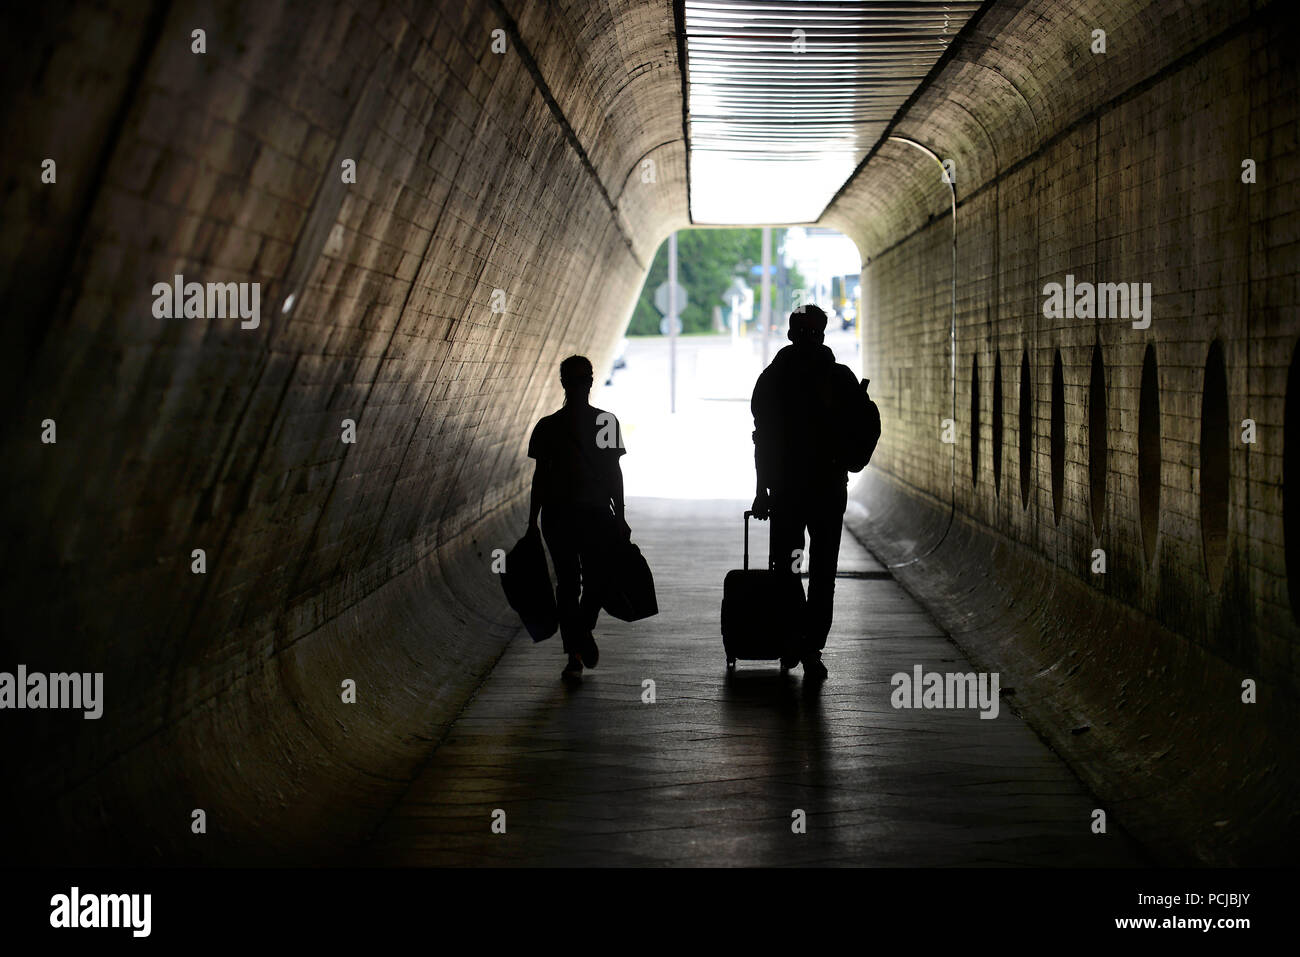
[559, 354, 594, 402]
[788, 304, 828, 345]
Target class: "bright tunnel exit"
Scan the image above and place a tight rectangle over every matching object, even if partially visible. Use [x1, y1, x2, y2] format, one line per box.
[600, 226, 864, 498]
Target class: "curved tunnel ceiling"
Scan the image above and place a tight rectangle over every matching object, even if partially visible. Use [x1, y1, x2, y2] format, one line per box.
[685, 0, 983, 224]
[2, 0, 1294, 871]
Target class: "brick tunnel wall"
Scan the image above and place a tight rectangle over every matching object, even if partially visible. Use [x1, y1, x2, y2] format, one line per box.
[0, 0, 686, 863]
[824, 0, 1299, 863]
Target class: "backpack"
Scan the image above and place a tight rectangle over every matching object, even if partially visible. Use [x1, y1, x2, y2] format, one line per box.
[838, 375, 881, 473]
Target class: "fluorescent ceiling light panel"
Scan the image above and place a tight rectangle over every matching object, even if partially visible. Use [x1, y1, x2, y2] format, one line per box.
[684, 0, 981, 224]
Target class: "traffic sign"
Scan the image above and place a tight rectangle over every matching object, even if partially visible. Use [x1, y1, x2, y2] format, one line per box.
[654, 281, 688, 315]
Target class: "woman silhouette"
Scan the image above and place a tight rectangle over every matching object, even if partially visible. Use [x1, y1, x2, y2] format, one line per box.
[527, 355, 627, 678]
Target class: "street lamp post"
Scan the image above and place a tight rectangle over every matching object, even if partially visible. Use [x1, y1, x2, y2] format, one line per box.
[761, 226, 771, 367]
[668, 231, 677, 414]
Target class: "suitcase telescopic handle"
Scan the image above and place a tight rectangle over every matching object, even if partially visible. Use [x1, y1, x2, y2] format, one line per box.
[742, 509, 752, 569]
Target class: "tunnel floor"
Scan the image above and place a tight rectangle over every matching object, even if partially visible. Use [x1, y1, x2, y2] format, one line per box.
[363, 497, 1148, 866]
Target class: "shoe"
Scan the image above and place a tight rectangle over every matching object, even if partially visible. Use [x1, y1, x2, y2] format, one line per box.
[562, 655, 584, 679]
[580, 635, 599, 670]
[803, 653, 828, 680]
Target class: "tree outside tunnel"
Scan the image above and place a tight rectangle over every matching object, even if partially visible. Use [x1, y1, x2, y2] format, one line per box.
[626, 228, 807, 335]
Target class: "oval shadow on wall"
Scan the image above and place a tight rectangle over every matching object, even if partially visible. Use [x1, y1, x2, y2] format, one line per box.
[1286, 342, 1300, 618]
[1019, 350, 1032, 509]
[1139, 344, 1161, 567]
[1088, 342, 1107, 536]
[992, 352, 1003, 496]
[1051, 349, 1065, 526]
[1200, 340, 1230, 591]
[971, 353, 980, 487]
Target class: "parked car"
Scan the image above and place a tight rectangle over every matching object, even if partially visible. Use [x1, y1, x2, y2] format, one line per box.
[605, 338, 628, 385]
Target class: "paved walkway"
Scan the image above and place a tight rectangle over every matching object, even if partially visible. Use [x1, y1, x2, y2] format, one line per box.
[365, 497, 1147, 866]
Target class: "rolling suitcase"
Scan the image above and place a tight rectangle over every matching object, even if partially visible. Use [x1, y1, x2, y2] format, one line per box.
[720, 509, 806, 671]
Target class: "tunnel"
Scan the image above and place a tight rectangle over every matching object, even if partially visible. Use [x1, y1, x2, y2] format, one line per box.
[1, 0, 1297, 886]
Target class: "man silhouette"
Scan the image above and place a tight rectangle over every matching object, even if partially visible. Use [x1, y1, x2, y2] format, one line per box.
[750, 305, 859, 679]
[527, 355, 627, 679]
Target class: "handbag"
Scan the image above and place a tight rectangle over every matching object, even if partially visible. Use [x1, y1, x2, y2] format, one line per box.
[597, 528, 658, 622]
[500, 526, 559, 641]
